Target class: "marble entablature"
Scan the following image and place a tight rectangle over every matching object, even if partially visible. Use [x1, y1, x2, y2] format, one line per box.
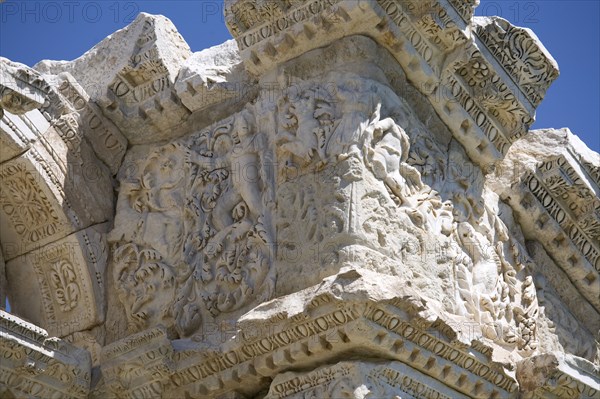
[1, 1, 598, 398]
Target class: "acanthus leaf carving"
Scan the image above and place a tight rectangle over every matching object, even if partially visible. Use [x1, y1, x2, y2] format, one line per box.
[49, 259, 81, 312]
[475, 16, 559, 107]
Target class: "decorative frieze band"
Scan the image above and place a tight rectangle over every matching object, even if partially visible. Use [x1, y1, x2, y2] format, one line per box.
[96, 272, 519, 398]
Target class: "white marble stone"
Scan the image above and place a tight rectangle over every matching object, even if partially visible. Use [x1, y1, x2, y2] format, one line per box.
[0, 1, 598, 398]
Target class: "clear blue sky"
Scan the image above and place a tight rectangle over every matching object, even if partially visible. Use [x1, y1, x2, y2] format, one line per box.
[1, 0, 598, 152]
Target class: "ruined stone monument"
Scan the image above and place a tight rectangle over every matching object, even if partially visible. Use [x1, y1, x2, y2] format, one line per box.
[1, 1, 599, 398]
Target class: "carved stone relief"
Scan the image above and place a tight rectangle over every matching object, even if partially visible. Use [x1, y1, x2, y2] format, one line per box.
[109, 107, 276, 340]
[0, 311, 91, 399]
[1, 1, 598, 398]
[265, 361, 470, 399]
[0, 157, 68, 256]
[6, 225, 108, 337]
[474, 17, 559, 107]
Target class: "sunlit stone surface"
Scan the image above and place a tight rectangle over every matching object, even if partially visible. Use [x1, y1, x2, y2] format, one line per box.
[1, 1, 598, 398]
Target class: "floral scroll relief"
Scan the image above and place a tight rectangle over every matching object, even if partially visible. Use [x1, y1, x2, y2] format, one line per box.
[113, 244, 177, 331]
[110, 107, 275, 338]
[50, 260, 81, 312]
[276, 80, 336, 171]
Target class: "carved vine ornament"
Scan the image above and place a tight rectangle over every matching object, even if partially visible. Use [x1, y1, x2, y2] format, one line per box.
[0, 0, 598, 398]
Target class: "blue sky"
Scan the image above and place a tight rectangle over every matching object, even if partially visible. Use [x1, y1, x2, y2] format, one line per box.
[1, 0, 598, 152]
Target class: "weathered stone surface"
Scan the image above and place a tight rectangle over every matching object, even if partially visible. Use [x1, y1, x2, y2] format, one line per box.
[0, 58, 47, 115]
[0, 108, 48, 163]
[35, 13, 192, 145]
[1, 1, 598, 398]
[223, 0, 559, 165]
[517, 352, 600, 398]
[489, 128, 600, 312]
[6, 224, 109, 337]
[175, 39, 255, 113]
[265, 360, 472, 398]
[0, 310, 91, 398]
[473, 16, 559, 107]
[89, 268, 521, 398]
[0, 123, 113, 259]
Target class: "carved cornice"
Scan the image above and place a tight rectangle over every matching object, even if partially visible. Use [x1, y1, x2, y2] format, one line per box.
[265, 360, 472, 398]
[174, 40, 257, 115]
[494, 130, 600, 313]
[1, 59, 128, 175]
[518, 156, 599, 310]
[99, 326, 173, 398]
[96, 269, 519, 398]
[536, 154, 600, 243]
[447, 0, 478, 22]
[0, 59, 47, 115]
[54, 73, 127, 175]
[474, 17, 559, 107]
[172, 313, 516, 397]
[0, 310, 91, 398]
[516, 352, 600, 399]
[98, 16, 192, 144]
[223, 0, 558, 168]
